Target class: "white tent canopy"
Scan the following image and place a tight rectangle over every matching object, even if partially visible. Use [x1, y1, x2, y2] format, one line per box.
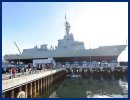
[33, 58, 56, 67]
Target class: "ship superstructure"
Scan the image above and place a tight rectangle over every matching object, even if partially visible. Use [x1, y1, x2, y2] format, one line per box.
[4, 15, 127, 64]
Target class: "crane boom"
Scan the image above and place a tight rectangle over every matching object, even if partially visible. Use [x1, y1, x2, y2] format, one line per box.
[14, 41, 21, 55]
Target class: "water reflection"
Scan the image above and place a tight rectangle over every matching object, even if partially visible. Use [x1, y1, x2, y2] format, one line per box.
[39, 78, 128, 98]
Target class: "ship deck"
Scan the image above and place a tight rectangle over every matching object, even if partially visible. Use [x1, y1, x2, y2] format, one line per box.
[7, 56, 118, 64]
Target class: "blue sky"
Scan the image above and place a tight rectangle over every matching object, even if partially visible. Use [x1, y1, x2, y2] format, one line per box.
[2, 2, 128, 61]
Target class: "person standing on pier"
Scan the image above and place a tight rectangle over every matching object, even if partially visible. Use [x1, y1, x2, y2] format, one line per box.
[11, 66, 16, 78]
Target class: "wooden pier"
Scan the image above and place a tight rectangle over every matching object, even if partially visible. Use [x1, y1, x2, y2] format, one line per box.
[66, 66, 128, 79]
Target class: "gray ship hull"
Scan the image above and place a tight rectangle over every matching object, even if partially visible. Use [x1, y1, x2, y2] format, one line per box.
[4, 45, 127, 63]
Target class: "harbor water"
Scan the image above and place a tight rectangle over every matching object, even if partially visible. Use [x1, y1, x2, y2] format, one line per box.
[37, 77, 128, 98]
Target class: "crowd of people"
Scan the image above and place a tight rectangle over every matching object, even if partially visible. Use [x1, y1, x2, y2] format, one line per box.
[2, 63, 54, 79]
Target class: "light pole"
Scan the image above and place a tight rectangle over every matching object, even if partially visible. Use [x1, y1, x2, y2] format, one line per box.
[89, 41, 91, 67]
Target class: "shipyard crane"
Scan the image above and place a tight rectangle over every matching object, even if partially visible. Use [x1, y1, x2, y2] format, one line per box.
[14, 41, 22, 55]
[14, 41, 21, 64]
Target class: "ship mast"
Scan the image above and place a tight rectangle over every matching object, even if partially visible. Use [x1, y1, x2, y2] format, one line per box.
[65, 14, 71, 35]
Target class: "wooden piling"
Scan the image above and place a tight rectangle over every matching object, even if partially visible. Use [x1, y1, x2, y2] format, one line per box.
[11, 89, 14, 98]
[19, 86, 22, 92]
[29, 83, 32, 98]
[25, 84, 28, 98]
[40, 79, 43, 93]
[37, 80, 39, 94]
[45, 77, 47, 90]
[34, 81, 36, 97]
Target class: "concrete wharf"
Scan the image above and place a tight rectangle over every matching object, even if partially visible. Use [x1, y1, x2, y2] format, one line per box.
[2, 68, 66, 98]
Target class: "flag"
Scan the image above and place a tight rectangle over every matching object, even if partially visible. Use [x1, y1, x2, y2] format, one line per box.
[65, 14, 66, 20]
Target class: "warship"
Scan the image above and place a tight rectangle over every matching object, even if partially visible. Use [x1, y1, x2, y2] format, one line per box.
[4, 15, 127, 64]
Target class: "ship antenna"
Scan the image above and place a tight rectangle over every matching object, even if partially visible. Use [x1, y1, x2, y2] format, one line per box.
[126, 39, 127, 45]
[65, 14, 71, 35]
[65, 14, 67, 21]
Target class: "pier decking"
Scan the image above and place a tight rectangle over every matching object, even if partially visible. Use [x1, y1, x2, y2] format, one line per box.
[2, 68, 66, 98]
